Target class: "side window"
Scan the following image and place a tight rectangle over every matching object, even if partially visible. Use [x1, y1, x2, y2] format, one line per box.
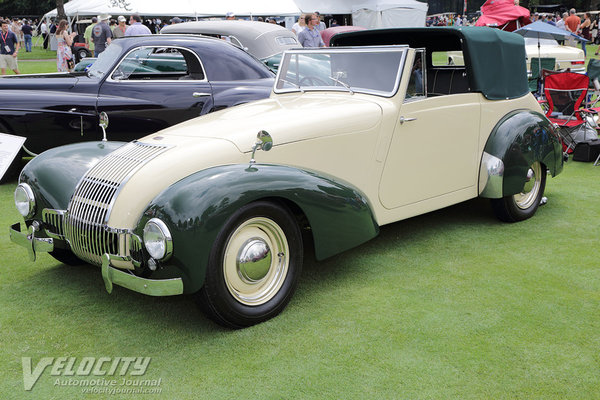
[406, 50, 426, 100]
[432, 51, 465, 66]
[112, 47, 204, 80]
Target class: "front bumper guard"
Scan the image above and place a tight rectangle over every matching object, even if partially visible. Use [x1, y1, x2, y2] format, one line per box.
[10, 222, 183, 296]
[9, 222, 53, 261]
[101, 254, 183, 296]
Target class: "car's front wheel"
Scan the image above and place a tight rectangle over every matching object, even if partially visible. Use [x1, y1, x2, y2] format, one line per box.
[197, 201, 303, 328]
[491, 161, 547, 222]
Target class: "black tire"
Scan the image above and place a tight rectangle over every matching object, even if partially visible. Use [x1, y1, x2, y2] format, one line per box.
[75, 48, 91, 63]
[491, 161, 547, 222]
[49, 248, 85, 266]
[197, 201, 303, 328]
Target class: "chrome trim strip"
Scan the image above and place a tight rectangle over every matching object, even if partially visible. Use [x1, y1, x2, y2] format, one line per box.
[478, 152, 505, 198]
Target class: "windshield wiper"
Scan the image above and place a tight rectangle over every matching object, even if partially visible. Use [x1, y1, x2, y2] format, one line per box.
[327, 76, 354, 94]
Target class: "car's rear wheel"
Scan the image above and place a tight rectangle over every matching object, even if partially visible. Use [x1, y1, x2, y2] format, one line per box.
[491, 161, 547, 222]
[75, 48, 91, 63]
[197, 201, 303, 328]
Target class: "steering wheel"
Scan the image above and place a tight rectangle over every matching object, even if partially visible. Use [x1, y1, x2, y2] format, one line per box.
[299, 76, 329, 86]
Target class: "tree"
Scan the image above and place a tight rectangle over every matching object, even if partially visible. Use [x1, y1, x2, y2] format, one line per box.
[56, 0, 65, 20]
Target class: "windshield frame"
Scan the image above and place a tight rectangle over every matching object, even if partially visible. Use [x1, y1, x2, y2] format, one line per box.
[273, 46, 408, 98]
[86, 43, 123, 79]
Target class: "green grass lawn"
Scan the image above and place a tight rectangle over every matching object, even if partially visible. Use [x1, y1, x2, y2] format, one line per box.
[1, 158, 599, 399]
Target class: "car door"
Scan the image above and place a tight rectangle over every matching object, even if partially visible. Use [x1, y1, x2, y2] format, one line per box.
[96, 46, 214, 142]
[379, 52, 481, 210]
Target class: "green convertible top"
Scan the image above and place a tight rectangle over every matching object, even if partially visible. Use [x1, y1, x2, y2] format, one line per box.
[331, 26, 529, 101]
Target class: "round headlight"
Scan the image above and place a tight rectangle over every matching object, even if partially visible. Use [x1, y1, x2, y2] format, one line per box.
[143, 218, 173, 261]
[14, 183, 35, 218]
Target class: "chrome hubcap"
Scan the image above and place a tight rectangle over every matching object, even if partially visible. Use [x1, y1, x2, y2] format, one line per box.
[237, 239, 272, 282]
[514, 162, 542, 210]
[223, 217, 288, 306]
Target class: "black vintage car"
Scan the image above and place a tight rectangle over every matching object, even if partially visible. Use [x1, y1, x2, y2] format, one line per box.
[0, 35, 274, 178]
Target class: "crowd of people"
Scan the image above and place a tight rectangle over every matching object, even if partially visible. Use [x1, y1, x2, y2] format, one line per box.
[1, 8, 599, 76]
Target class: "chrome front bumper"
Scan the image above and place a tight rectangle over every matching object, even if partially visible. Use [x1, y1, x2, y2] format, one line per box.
[9, 222, 53, 261]
[10, 222, 183, 297]
[101, 254, 184, 297]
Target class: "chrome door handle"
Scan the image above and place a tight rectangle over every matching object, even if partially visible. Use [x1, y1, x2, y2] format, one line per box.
[399, 116, 417, 124]
[192, 92, 211, 98]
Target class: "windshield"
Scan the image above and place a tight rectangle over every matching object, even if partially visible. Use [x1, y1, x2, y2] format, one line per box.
[87, 43, 122, 78]
[524, 37, 559, 46]
[274, 47, 406, 96]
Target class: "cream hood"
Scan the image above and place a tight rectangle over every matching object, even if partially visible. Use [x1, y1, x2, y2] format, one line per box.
[106, 93, 383, 229]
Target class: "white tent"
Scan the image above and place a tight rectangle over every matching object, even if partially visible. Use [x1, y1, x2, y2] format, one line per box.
[351, 0, 428, 28]
[44, 0, 302, 19]
[293, 0, 355, 14]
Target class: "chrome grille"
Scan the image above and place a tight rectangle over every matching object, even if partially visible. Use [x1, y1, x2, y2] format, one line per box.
[42, 209, 66, 239]
[64, 141, 168, 265]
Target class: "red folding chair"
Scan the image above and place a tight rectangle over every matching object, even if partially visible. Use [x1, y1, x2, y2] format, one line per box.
[544, 71, 599, 155]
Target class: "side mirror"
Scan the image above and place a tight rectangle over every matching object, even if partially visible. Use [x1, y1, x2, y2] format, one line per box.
[99, 112, 109, 141]
[250, 130, 273, 163]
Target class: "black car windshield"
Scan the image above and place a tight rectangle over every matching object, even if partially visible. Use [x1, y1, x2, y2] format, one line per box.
[274, 47, 406, 97]
[87, 44, 123, 78]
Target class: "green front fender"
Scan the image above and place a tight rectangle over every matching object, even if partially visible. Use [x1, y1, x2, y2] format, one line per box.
[19, 141, 126, 217]
[140, 164, 379, 294]
[479, 109, 563, 198]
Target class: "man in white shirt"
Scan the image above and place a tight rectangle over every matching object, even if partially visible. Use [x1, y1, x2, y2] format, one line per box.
[125, 14, 151, 36]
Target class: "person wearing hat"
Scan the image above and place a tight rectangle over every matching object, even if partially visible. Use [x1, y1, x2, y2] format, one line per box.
[113, 15, 127, 38]
[170, 17, 182, 25]
[225, 12, 235, 20]
[92, 14, 112, 56]
[125, 14, 151, 36]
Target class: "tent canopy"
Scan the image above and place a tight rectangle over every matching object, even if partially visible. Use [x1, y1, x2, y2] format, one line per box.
[476, 0, 531, 31]
[44, 0, 302, 19]
[351, 0, 428, 29]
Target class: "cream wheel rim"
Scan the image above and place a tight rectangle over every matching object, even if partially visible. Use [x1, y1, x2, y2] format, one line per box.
[514, 161, 542, 210]
[223, 217, 289, 306]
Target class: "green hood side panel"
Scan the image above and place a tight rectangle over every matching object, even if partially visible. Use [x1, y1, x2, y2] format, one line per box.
[483, 110, 563, 196]
[19, 141, 126, 219]
[140, 164, 379, 294]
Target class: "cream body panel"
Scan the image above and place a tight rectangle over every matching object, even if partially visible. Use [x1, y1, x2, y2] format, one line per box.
[379, 93, 481, 209]
[163, 94, 383, 152]
[477, 93, 542, 156]
[106, 137, 245, 229]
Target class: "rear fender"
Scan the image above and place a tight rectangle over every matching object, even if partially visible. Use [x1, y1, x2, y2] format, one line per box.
[479, 109, 563, 198]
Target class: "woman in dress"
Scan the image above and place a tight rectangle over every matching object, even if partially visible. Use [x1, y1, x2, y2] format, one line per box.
[55, 19, 76, 72]
[580, 13, 591, 57]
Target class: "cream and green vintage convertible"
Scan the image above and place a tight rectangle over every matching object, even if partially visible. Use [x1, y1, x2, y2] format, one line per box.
[10, 27, 563, 328]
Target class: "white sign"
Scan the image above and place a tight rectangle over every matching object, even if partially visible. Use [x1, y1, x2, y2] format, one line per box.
[0, 132, 26, 181]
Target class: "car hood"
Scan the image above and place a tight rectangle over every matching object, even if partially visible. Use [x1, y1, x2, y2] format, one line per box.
[149, 93, 383, 152]
[106, 93, 383, 229]
[525, 43, 584, 60]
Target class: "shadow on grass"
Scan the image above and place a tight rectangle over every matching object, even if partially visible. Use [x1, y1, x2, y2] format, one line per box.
[6, 197, 499, 333]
